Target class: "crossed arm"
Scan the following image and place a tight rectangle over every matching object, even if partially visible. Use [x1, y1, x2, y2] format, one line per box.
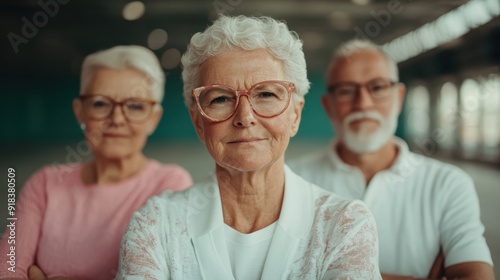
[382, 262, 494, 280]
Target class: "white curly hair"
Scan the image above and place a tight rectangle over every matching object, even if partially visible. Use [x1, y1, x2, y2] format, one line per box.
[80, 45, 165, 102]
[329, 39, 399, 81]
[181, 15, 310, 107]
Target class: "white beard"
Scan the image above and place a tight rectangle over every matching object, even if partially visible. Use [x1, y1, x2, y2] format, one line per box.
[334, 97, 399, 154]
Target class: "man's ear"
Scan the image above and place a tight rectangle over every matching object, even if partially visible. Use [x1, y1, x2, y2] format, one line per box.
[73, 98, 84, 125]
[321, 94, 335, 120]
[396, 83, 406, 114]
[290, 97, 304, 137]
[189, 106, 205, 143]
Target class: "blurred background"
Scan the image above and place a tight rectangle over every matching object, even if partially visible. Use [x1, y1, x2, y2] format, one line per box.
[1, 0, 499, 275]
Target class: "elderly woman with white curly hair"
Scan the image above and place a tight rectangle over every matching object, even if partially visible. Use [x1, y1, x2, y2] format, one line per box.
[0, 45, 192, 280]
[117, 16, 381, 279]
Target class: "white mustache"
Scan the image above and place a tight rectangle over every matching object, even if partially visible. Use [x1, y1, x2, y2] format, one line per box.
[343, 111, 385, 126]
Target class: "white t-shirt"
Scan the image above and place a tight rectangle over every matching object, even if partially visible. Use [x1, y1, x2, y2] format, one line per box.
[225, 223, 277, 280]
[289, 137, 493, 278]
[116, 167, 382, 279]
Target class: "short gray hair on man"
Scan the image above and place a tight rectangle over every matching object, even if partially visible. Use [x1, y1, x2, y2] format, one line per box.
[329, 39, 399, 81]
[80, 45, 165, 102]
[181, 15, 310, 107]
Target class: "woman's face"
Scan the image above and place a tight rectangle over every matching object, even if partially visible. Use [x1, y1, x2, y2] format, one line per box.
[74, 67, 162, 160]
[190, 48, 304, 172]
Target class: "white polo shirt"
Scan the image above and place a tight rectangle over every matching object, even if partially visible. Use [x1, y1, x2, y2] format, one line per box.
[289, 137, 493, 278]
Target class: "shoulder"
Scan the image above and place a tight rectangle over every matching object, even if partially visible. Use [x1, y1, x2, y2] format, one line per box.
[395, 138, 471, 183]
[323, 199, 377, 247]
[144, 187, 187, 213]
[22, 163, 81, 190]
[335, 200, 374, 223]
[288, 151, 329, 172]
[286, 165, 345, 203]
[16, 164, 81, 206]
[309, 193, 376, 250]
[147, 160, 191, 178]
[315, 191, 372, 225]
[132, 181, 210, 239]
[36, 163, 81, 180]
[143, 179, 209, 217]
[146, 160, 193, 191]
[290, 168, 366, 223]
[129, 190, 184, 234]
[409, 153, 474, 186]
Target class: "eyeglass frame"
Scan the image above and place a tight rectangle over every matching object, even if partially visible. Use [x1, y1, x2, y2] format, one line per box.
[326, 78, 399, 103]
[78, 94, 158, 123]
[191, 80, 296, 122]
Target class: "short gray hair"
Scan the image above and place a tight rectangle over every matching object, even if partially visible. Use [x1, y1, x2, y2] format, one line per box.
[329, 39, 399, 81]
[181, 15, 310, 107]
[80, 45, 165, 102]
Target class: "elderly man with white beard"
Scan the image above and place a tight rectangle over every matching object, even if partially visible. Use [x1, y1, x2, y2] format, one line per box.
[289, 39, 494, 280]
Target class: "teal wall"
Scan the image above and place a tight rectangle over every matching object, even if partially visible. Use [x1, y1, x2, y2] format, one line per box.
[1, 71, 406, 144]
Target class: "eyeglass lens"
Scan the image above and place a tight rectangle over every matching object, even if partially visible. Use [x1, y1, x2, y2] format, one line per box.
[82, 96, 153, 121]
[198, 82, 290, 120]
[331, 79, 395, 101]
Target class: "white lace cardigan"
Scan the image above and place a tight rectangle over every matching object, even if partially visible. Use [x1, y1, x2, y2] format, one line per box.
[116, 166, 381, 280]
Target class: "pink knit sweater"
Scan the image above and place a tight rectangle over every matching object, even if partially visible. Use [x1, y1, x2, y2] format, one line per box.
[0, 160, 192, 279]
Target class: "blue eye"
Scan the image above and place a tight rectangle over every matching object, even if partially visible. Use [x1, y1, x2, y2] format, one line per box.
[337, 88, 356, 96]
[259, 91, 277, 98]
[252, 83, 287, 101]
[200, 88, 236, 107]
[91, 100, 110, 108]
[371, 84, 387, 92]
[211, 96, 230, 104]
[127, 102, 145, 111]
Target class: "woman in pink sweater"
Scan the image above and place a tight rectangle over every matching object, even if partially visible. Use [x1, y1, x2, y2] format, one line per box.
[0, 46, 192, 280]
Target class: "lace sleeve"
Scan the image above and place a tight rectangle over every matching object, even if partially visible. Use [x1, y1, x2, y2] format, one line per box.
[324, 201, 381, 280]
[116, 198, 168, 280]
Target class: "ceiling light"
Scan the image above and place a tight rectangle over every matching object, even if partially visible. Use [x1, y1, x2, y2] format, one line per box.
[123, 1, 145, 21]
[147, 29, 168, 50]
[329, 11, 352, 31]
[383, 0, 499, 62]
[301, 32, 325, 50]
[161, 48, 181, 70]
[351, 0, 370, 6]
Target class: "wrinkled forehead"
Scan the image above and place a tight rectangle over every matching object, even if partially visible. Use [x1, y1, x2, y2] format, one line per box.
[328, 51, 394, 84]
[86, 67, 154, 100]
[198, 48, 286, 89]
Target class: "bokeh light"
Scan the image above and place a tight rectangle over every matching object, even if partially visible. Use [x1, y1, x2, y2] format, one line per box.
[122, 1, 145, 21]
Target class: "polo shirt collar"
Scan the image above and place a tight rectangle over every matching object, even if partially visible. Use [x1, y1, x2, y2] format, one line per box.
[327, 136, 413, 176]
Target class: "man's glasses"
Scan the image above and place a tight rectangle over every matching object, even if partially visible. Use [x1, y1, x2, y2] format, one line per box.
[79, 94, 157, 123]
[192, 80, 295, 122]
[327, 78, 398, 102]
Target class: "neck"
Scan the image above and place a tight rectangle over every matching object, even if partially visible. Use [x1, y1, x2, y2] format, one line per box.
[217, 159, 285, 234]
[337, 138, 399, 185]
[82, 153, 148, 185]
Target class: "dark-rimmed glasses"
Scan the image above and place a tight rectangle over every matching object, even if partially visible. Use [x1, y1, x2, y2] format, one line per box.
[192, 80, 295, 122]
[79, 94, 157, 123]
[327, 78, 398, 102]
